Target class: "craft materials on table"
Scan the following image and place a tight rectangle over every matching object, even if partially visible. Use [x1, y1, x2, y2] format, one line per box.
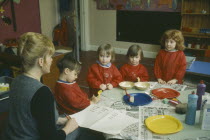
[100, 87, 210, 140]
[121, 104, 210, 140]
[145, 115, 183, 134]
[196, 80, 206, 110]
[120, 106, 175, 140]
[119, 81, 134, 90]
[149, 82, 188, 91]
[199, 96, 210, 130]
[134, 82, 150, 91]
[151, 88, 180, 99]
[123, 93, 152, 106]
[175, 103, 187, 114]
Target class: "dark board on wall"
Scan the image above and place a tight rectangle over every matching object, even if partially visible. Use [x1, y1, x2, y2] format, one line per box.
[116, 10, 181, 45]
[0, 0, 41, 42]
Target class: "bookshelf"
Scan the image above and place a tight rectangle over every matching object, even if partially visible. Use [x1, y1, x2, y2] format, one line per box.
[181, 0, 210, 56]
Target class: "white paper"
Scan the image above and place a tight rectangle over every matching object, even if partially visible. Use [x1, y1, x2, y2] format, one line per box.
[97, 95, 116, 107]
[70, 104, 138, 135]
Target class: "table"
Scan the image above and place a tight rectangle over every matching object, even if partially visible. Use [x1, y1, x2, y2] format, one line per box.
[185, 61, 210, 92]
[98, 82, 210, 140]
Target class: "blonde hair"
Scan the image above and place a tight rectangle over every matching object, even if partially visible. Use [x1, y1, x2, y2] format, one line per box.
[126, 44, 143, 59]
[160, 29, 185, 51]
[18, 32, 55, 72]
[97, 44, 115, 62]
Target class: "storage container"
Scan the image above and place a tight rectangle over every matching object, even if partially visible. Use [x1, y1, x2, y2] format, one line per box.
[0, 76, 13, 113]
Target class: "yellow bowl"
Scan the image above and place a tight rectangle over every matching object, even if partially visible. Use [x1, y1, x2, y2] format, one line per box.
[119, 81, 134, 90]
[134, 82, 150, 90]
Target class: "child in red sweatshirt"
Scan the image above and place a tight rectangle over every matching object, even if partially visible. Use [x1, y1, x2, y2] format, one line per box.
[87, 44, 123, 96]
[154, 29, 186, 84]
[120, 44, 149, 82]
[54, 53, 99, 115]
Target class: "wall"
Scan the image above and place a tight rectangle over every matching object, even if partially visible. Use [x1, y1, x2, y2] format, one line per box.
[39, 0, 60, 40]
[83, 0, 161, 57]
[0, 0, 59, 42]
[0, 0, 41, 42]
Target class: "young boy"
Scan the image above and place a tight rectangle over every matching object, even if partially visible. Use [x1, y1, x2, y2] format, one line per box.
[54, 53, 99, 115]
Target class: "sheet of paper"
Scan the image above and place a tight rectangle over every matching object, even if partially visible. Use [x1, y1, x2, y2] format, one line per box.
[90, 109, 138, 135]
[70, 104, 138, 135]
[120, 106, 175, 140]
[97, 95, 116, 107]
[70, 105, 112, 128]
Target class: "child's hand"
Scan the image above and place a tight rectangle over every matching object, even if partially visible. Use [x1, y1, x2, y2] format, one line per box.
[137, 77, 141, 82]
[107, 83, 113, 90]
[158, 79, 166, 84]
[167, 79, 178, 85]
[90, 95, 100, 104]
[100, 84, 107, 90]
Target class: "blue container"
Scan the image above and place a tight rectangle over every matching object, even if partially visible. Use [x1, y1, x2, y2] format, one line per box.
[185, 91, 198, 125]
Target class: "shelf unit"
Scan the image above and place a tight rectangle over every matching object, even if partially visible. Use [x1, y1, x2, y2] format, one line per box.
[181, 0, 210, 57]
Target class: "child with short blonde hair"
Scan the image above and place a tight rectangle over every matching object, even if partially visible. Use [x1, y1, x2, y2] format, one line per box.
[154, 29, 186, 84]
[55, 53, 99, 115]
[87, 44, 123, 96]
[120, 44, 149, 82]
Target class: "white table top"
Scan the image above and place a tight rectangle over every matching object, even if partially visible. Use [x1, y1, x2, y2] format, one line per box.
[98, 82, 210, 140]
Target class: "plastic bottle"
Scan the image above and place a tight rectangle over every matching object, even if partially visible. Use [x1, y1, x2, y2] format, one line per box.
[185, 91, 198, 125]
[200, 96, 210, 130]
[197, 80, 206, 110]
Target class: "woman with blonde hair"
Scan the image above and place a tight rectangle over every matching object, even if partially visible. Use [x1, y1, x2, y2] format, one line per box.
[3, 32, 79, 140]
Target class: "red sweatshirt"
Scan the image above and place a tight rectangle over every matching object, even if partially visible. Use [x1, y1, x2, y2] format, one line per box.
[87, 63, 123, 93]
[154, 50, 186, 84]
[120, 63, 149, 82]
[54, 81, 90, 115]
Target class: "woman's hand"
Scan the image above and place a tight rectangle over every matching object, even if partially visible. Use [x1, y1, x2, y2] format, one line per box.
[107, 83, 113, 90]
[62, 118, 78, 135]
[158, 79, 166, 84]
[56, 117, 68, 125]
[167, 79, 178, 85]
[100, 84, 107, 90]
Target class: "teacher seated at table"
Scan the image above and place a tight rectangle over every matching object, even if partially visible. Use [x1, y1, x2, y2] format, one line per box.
[1, 32, 79, 140]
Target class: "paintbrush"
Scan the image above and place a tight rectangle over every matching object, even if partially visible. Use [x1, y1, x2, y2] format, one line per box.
[64, 113, 71, 120]
[125, 88, 130, 97]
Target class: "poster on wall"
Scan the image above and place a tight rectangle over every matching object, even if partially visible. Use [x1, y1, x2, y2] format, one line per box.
[96, 0, 181, 12]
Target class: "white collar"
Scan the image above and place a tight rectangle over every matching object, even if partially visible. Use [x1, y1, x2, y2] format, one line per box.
[96, 60, 111, 68]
